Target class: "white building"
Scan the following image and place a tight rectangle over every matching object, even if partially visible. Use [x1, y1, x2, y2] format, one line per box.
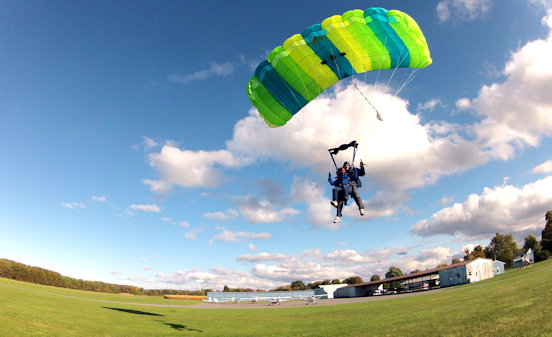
[439, 258, 494, 287]
[314, 284, 348, 299]
[335, 258, 495, 298]
[513, 248, 534, 268]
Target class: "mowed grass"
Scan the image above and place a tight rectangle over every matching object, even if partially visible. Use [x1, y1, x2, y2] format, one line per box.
[1, 260, 551, 337]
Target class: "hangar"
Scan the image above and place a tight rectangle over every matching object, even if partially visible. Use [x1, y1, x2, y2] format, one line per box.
[335, 258, 496, 298]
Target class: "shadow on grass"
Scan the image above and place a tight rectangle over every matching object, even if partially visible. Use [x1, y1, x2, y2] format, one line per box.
[102, 307, 202, 332]
[103, 307, 164, 316]
[155, 320, 203, 332]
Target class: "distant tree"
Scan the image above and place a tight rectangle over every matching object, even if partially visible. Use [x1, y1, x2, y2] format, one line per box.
[290, 280, 306, 290]
[343, 276, 364, 285]
[464, 245, 486, 261]
[270, 285, 291, 292]
[307, 281, 323, 289]
[485, 233, 519, 268]
[322, 279, 331, 285]
[0, 259, 12, 278]
[331, 279, 341, 284]
[385, 267, 403, 279]
[410, 269, 420, 274]
[539, 250, 552, 261]
[436, 264, 448, 268]
[451, 258, 461, 264]
[524, 234, 543, 261]
[541, 211, 552, 254]
[370, 275, 381, 282]
[223, 285, 230, 292]
[385, 267, 403, 291]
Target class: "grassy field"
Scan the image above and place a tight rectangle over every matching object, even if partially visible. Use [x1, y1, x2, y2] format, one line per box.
[1, 259, 551, 336]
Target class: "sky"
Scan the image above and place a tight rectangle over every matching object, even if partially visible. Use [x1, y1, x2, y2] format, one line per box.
[1, 0, 552, 290]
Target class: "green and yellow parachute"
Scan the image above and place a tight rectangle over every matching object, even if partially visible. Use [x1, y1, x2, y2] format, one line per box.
[247, 7, 432, 127]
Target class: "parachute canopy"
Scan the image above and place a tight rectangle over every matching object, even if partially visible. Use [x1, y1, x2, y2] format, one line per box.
[247, 7, 432, 127]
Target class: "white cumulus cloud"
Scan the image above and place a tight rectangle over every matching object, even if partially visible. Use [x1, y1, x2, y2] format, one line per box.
[411, 176, 552, 239]
[324, 249, 375, 266]
[532, 159, 552, 174]
[60, 202, 85, 209]
[129, 204, 161, 213]
[470, 11, 552, 160]
[184, 228, 203, 240]
[233, 195, 299, 223]
[144, 145, 250, 194]
[209, 226, 271, 244]
[168, 62, 234, 85]
[436, 0, 491, 23]
[203, 208, 239, 221]
[237, 252, 289, 262]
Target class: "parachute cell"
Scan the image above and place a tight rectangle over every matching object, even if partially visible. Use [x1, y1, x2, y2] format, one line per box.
[247, 7, 432, 127]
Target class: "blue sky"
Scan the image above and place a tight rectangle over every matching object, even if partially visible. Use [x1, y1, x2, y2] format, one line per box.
[2, 0, 552, 290]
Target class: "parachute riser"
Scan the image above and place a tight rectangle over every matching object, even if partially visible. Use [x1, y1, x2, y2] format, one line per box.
[328, 151, 339, 172]
[328, 140, 358, 170]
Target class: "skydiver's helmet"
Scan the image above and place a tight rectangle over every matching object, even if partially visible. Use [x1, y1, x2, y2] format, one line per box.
[343, 162, 350, 169]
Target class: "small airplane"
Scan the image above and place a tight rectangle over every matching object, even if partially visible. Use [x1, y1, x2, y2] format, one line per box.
[295, 294, 325, 305]
[267, 295, 291, 306]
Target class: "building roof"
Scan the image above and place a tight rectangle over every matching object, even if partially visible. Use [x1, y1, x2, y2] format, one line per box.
[341, 258, 493, 289]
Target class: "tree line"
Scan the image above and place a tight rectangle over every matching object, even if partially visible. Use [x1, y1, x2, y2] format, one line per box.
[0, 259, 210, 296]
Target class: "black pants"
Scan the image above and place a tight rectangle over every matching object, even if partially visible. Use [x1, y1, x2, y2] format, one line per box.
[335, 183, 364, 217]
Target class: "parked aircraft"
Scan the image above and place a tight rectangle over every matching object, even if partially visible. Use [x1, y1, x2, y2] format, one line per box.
[295, 294, 325, 305]
[268, 295, 291, 306]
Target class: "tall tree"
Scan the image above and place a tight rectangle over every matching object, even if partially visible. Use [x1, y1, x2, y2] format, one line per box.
[541, 210, 552, 254]
[370, 274, 381, 282]
[524, 234, 543, 261]
[385, 266, 403, 279]
[485, 233, 519, 268]
[385, 267, 404, 290]
[451, 258, 461, 264]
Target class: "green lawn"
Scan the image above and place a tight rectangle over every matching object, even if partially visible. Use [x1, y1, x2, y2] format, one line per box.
[1, 259, 551, 336]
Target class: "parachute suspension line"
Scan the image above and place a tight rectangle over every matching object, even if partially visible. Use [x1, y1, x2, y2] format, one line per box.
[352, 143, 358, 166]
[292, 64, 311, 100]
[386, 50, 409, 89]
[277, 70, 305, 109]
[394, 67, 419, 97]
[357, 36, 389, 120]
[373, 54, 384, 88]
[310, 63, 323, 97]
[329, 152, 339, 171]
[331, 49, 342, 80]
[373, 36, 389, 88]
[352, 78, 383, 122]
